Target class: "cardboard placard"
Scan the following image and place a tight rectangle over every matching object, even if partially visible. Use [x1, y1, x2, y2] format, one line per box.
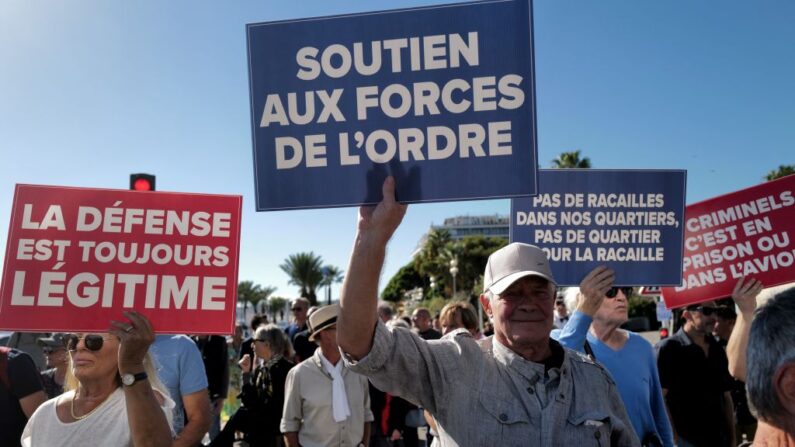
[0, 185, 242, 334]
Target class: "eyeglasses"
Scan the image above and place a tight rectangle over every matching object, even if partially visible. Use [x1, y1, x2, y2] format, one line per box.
[690, 306, 717, 316]
[291, 307, 305, 312]
[63, 334, 112, 352]
[605, 287, 633, 299]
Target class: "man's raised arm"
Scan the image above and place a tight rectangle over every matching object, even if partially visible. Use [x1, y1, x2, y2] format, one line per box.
[338, 177, 407, 360]
[726, 277, 763, 381]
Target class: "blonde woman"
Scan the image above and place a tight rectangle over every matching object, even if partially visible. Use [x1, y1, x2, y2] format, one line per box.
[21, 311, 174, 447]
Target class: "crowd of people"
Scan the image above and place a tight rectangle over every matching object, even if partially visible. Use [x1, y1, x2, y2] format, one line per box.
[1, 177, 794, 446]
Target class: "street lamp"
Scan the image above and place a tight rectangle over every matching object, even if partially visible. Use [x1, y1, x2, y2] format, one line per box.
[429, 276, 437, 298]
[449, 257, 459, 298]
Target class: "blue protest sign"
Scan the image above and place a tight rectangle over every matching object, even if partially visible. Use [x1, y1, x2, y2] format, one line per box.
[510, 169, 687, 286]
[247, 0, 537, 210]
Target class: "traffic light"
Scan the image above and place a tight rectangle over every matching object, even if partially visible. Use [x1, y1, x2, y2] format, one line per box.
[129, 173, 156, 191]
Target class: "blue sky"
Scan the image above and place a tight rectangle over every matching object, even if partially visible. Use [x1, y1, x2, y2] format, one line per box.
[1, 0, 792, 304]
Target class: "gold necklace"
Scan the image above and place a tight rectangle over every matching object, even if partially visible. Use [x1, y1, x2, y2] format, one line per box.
[70, 390, 113, 421]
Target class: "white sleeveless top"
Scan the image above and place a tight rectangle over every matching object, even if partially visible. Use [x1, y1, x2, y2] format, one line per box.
[21, 388, 174, 447]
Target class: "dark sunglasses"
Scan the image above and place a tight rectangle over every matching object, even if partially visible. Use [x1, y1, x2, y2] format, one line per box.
[63, 334, 112, 352]
[605, 287, 633, 299]
[291, 307, 305, 312]
[691, 306, 717, 316]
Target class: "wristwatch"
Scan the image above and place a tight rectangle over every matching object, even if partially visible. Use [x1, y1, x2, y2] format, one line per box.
[121, 371, 148, 386]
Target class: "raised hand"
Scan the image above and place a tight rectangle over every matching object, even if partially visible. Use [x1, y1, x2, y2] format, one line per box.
[239, 353, 253, 373]
[357, 176, 407, 244]
[732, 277, 763, 317]
[577, 266, 615, 317]
[109, 311, 155, 373]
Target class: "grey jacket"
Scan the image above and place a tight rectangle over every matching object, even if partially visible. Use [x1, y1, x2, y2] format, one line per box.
[344, 321, 639, 446]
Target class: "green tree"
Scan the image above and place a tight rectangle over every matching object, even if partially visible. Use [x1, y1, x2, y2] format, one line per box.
[280, 252, 324, 305]
[765, 165, 795, 181]
[551, 150, 592, 169]
[414, 228, 452, 281]
[449, 236, 508, 298]
[237, 280, 261, 319]
[254, 285, 277, 313]
[381, 262, 423, 302]
[403, 234, 507, 302]
[268, 296, 289, 322]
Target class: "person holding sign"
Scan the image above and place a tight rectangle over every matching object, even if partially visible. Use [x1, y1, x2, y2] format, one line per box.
[337, 178, 638, 446]
[551, 270, 674, 447]
[725, 281, 795, 446]
[655, 279, 759, 447]
[20, 311, 174, 446]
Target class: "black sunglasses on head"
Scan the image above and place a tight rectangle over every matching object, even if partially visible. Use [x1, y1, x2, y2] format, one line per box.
[605, 287, 633, 299]
[63, 334, 110, 352]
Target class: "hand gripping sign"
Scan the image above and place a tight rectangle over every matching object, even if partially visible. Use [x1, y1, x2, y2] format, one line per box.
[0, 185, 242, 334]
[247, 0, 538, 210]
[663, 175, 795, 308]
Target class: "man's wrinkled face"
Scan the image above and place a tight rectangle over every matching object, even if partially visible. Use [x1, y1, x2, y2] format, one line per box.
[594, 288, 630, 326]
[481, 276, 555, 348]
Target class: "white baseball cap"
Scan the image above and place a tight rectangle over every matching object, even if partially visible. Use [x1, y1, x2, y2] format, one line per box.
[483, 243, 556, 294]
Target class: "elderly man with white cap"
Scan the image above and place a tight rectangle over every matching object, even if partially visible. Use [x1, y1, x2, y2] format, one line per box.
[281, 303, 373, 447]
[337, 178, 638, 446]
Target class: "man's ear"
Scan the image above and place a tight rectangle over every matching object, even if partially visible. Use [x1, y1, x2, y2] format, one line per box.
[773, 361, 795, 417]
[479, 294, 492, 318]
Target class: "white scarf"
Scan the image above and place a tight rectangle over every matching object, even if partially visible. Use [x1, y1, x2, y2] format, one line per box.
[319, 352, 351, 422]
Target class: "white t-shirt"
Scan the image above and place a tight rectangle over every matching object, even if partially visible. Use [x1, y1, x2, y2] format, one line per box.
[21, 387, 174, 447]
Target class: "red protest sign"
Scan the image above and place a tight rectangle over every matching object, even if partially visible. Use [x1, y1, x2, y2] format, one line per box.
[0, 185, 242, 334]
[663, 175, 795, 308]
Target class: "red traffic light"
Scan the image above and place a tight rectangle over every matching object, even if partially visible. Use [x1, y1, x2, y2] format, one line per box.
[133, 178, 152, 191]
[130, 173, 156, 191]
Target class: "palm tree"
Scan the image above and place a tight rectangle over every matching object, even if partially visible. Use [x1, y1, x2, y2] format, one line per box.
[414, 228, 452, 280]
[319, 265, 344, 305]
[267, 296, 289, 322]
[254, 285, 277, 314]
[765, 165, 795, 181]
[237, 280, 262, 320]
[280, 252, 324, 305]
[551, 150, 591, 169]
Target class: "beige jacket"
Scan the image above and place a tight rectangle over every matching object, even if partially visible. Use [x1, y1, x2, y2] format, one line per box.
[280, 350, 374, 447]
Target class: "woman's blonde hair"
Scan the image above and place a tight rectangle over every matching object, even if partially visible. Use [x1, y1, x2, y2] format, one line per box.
[440, 301, 479, 332]
[65, 340, 169, 400]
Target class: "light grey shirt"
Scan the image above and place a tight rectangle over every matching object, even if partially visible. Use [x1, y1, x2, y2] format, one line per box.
[281, 350, 374, 447]
[343, 320, 639, 446]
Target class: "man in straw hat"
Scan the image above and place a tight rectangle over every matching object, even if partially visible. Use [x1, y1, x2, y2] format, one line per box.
[337, 178, 638, 446]
[281, 303, 373, 447]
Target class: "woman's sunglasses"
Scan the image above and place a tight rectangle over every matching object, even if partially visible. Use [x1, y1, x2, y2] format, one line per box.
[605, 287, 633, 299]
[63, 334, 112, 352]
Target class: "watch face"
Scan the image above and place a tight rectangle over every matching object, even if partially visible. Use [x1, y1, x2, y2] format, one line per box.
[122, 374, 134, 386]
